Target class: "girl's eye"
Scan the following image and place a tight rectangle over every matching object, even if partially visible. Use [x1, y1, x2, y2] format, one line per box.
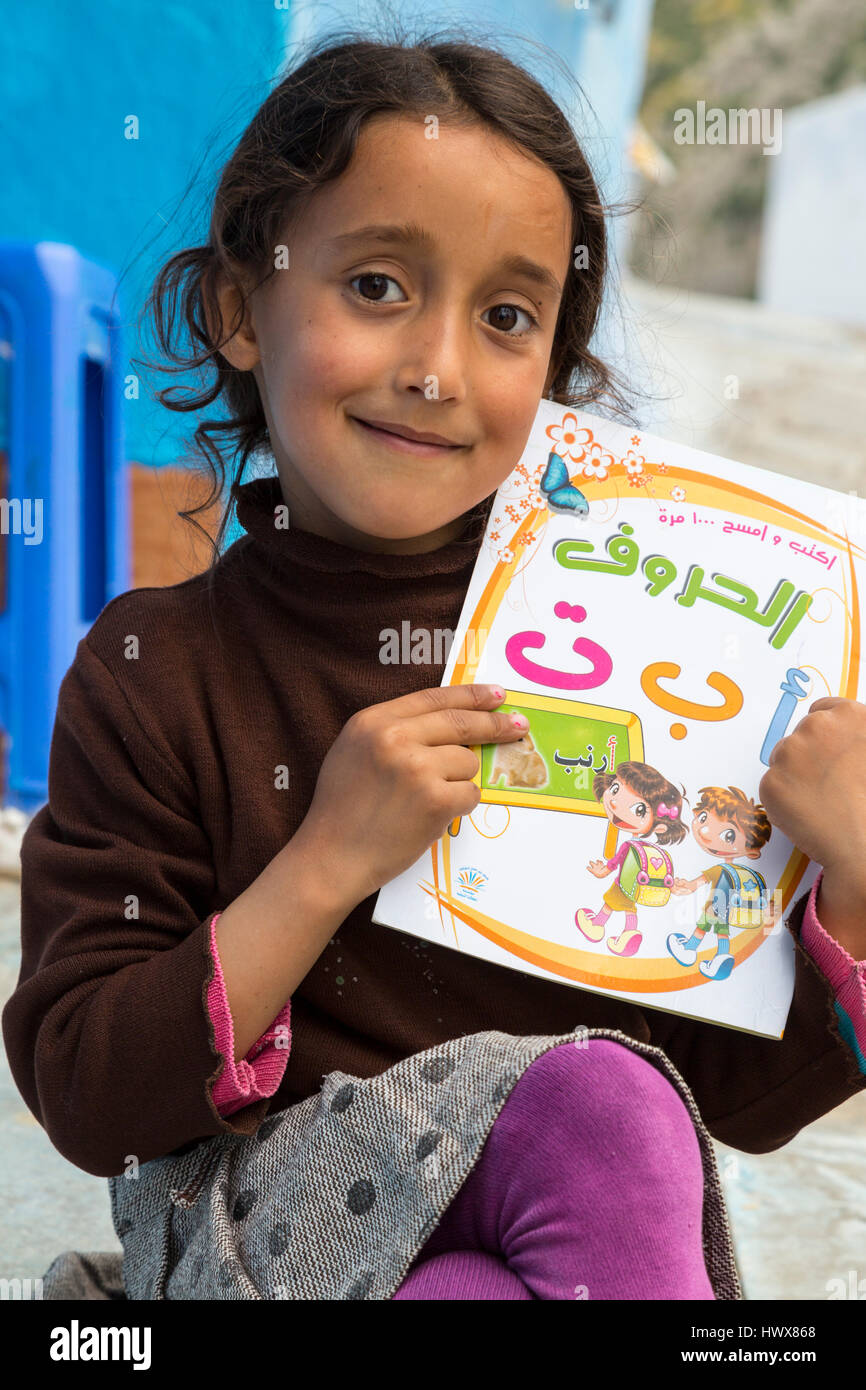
[698, 812, 707, 823]
[349, 272, 405, 304]
[482, 303, 540, 338]
[347, 275, 539, 337]
[631, 802, 647, 818]
[723, 830, 736, 845]
[610, 783, 620, 795]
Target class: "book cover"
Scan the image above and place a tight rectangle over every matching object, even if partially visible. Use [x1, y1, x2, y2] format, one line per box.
[371, 401, 865, 1037]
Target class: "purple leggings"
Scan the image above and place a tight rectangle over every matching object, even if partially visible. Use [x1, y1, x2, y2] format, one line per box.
[392, 1038, 715, 1300]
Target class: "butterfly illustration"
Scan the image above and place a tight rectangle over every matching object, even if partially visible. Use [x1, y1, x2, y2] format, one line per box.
[540, 451, 589, 516]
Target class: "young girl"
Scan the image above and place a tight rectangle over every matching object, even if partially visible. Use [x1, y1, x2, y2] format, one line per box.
[4, 31, 866, 1304]
[576, 761, 687, 957]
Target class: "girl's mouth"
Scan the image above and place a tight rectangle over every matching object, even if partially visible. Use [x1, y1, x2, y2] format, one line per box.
[351, 416, 463, 457]
[611, 815, 636, 830]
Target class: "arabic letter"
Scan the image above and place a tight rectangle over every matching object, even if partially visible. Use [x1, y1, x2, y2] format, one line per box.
[593, 756, 608, 774]
[640, 662, 744, 722]
[759, 667, 809, 765]
[826, 554, 838, 572]
[749, 578, 797, 629]
[642, 554, 679, 597]
[505, 630, 614, 691]
[772, 534, 782, 545]
[789, 540, 805, 555]
[782, 667, 811, 700]
[601, 525, 641, 574]
[553, 538, 596, 568]
[553, 523, 639, 577]
[704, 573, 762, 614]
[722, 520, 735, 535]
[674, 564, 706, 608]
[678, 570, 763, 617]
[770, 591, 813, 650]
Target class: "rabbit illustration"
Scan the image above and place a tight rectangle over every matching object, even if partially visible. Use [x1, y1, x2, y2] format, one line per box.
[490, 729, 547, 788]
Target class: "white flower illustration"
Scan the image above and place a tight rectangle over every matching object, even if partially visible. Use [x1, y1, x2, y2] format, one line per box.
[623, 449, 645, 476]
[671, 486, 686, 502]
[582, 442, 616, 481]
[546, 412, 593, 465]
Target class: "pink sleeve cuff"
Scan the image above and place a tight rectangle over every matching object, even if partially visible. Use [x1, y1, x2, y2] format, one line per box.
[206, 912, 292, 1118]
[799, 871, 866, 1067]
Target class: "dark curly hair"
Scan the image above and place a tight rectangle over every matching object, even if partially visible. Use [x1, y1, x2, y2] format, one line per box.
[592, 760, 688, 847]
[131, 19, 636, 592]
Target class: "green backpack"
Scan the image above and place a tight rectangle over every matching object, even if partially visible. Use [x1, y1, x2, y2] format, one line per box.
[618, 841, 674, 907]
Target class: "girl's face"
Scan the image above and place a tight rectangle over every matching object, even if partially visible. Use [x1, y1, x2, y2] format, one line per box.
[601, 778, 654, 835]
[216, 112, 572, 552]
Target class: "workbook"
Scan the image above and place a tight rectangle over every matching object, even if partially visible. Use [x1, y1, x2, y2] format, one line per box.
[372, 401, 866, 1037]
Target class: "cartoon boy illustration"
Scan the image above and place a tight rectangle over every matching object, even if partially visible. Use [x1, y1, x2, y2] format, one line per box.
[576, 760, 687, 957]
[668, 786, 775, 981]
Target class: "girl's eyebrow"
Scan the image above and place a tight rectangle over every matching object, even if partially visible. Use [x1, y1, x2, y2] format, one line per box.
[322, 221, 563, 299]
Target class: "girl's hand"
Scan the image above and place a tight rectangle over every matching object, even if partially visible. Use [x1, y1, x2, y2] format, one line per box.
[295, 684, 532, 906]
[759, 697, 866, 873]
[671, 877, 694, 895]
[587, 859, 609, 878]
[759, 697, 866, 958]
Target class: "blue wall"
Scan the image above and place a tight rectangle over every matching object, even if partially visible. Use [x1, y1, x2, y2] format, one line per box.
[1, 0, 652, 478]
[1, 0, 291, 469]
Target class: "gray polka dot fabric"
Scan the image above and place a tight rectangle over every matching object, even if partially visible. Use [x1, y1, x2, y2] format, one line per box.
[108, 1026, 741, 1300]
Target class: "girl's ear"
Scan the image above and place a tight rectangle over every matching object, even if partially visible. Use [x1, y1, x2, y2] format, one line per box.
[204, 266, 261, 371]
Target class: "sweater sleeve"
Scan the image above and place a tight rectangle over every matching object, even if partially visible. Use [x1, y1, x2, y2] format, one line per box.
[647, 889, 866, 1154]
[207, 912, 292, 1117]
[1, 635, 274, 1177]
[798, 872, 866, 1075]
[605, 841, 631, 872]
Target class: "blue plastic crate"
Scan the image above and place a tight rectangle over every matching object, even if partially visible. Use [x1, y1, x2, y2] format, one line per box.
[0, 242, 129, 813]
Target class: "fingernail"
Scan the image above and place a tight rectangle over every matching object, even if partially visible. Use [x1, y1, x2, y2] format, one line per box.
[489, 685, 505, 700]
[511, 713, 529, 729]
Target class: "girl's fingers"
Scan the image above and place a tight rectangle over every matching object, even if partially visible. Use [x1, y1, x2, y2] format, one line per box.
[435, 745, 482, 782]
[359, 684, 531, 748]
[381, 683, 506, 720]
[404, 705, 529, 749]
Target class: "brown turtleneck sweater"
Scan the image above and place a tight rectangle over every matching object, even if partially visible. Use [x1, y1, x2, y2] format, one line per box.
[3, 475, 864, 1176]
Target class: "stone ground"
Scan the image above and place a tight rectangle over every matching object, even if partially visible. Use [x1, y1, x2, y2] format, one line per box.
[1, 277, 864, 1300]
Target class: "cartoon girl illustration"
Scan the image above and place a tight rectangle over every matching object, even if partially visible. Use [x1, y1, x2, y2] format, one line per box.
[575, 760, 687, 957]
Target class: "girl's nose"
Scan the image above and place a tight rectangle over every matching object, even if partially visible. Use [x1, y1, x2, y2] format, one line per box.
[393, 312, 470, 403]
